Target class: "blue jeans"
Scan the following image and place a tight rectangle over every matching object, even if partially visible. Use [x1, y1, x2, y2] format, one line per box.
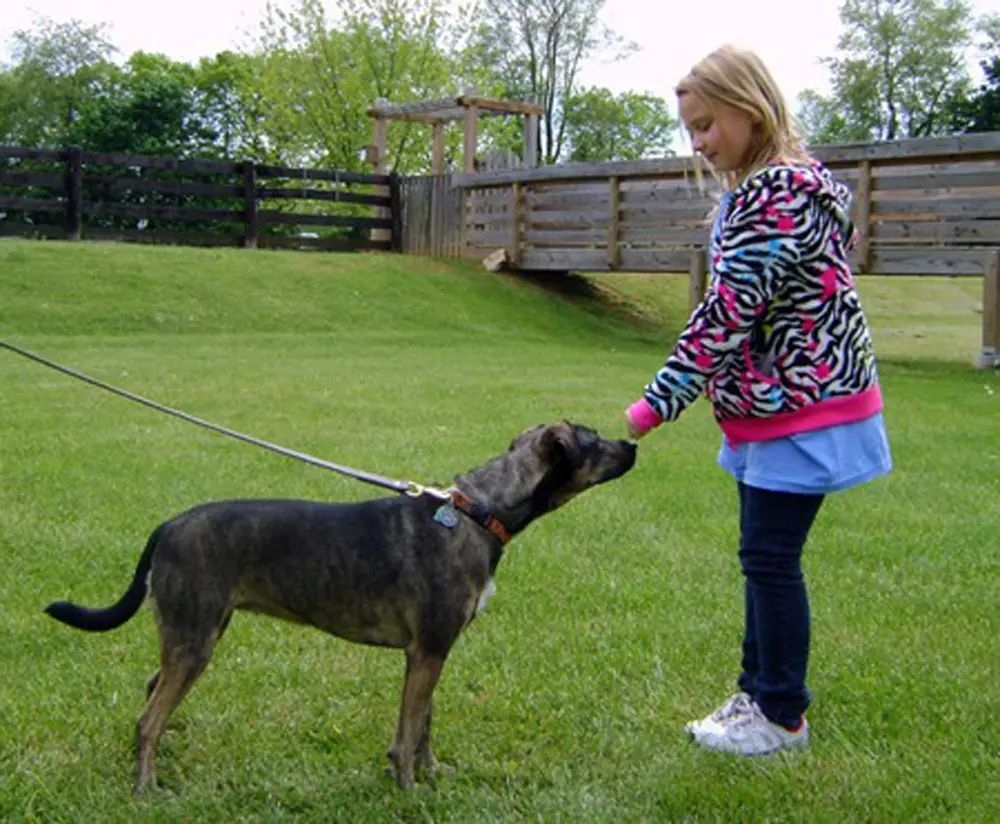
[736, 482, 824, 730]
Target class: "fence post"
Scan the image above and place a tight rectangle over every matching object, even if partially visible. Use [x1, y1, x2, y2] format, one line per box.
[431, 122, 446, 176]
[688, 248, 708, 313]
[523, 96, 539, 169]
[606, 176, 620, 270]
[460, 184, 469, 259]
[370, 104, 392, 247]
[509, 182, 522, 267]
[463, 95, 479, 174]
[979, 249, 1000, 369]
[66, 146, 83, 241]
[389, 172, 402, 253]
[243, 161, 259, 249]
[852, 160, 872, 273]
[430, 175, 439, 256]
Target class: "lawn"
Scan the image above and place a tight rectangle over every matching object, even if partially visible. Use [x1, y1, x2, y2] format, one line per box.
[1, 239, 997, 822]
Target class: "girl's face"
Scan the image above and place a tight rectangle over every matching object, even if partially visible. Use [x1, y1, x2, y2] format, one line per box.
[679, 92, 756, 174]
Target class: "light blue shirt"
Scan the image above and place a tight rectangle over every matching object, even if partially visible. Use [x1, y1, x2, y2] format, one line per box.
[717, 412, 892, 495]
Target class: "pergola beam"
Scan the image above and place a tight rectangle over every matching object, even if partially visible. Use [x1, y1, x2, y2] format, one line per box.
[365, 107, 510, 124]
[368, 95, 543, 123]
[367, 91, 542, 175]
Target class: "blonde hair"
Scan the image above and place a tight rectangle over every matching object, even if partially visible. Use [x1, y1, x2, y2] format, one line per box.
[677, 44, 809, 191]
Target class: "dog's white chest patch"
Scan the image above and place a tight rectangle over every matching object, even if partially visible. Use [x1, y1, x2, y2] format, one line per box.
[475, 578, 497, 616]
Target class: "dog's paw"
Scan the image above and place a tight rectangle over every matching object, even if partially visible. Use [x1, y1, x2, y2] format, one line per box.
[416, 751, 455, 777]
[134, 777, 160, 796]
[421, 762, 456, 785]
[383, 765, 416, 790]
[385, 749, 416, 790]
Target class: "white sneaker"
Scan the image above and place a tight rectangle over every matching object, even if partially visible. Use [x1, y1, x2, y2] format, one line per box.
[685, 691, 754, 737]
[691, 700, 809, 756]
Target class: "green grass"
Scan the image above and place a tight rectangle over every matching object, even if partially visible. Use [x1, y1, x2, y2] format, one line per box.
[1, 239, 998, 822]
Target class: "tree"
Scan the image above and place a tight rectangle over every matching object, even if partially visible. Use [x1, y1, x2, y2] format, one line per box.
[462, 0, 635, 164]
[72, 52, 198, 156]
[796, 89, 861, 145]
[948, 13, 1000, 132]
[563, 87, 675, 161]
[252, 0, 457, 172]
[797, 0, 977, 143]
[2, 15, 118, 146]
[0, 70, 21, 144]
[965, 56, 1000, 132]
[190, 51, 272, 160]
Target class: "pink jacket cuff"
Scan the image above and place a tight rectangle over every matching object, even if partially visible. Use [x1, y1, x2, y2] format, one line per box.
[626, 398, 662, 434]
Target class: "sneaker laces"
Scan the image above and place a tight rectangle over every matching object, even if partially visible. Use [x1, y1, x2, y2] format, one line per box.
[708, 692, 754, 725]
[726, 700, 766, 729]
[728, 701, 803, 735]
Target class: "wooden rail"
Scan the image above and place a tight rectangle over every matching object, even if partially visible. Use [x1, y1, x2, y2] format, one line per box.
[0, 146, 399, 253]
[410, 133, 1000, 367]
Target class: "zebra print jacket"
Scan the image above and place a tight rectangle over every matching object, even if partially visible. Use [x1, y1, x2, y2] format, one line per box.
[635, 160, 883, 446]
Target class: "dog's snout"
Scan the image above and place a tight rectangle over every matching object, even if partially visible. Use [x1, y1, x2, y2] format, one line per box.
[622, 439, 638, 458]
[613, 439, 638, 473]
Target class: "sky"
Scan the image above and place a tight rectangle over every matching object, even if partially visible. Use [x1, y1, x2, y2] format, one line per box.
[2, 0, 999, 113]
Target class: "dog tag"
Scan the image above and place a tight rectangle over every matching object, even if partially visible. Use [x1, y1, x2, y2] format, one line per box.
[433, 503, 459, 528]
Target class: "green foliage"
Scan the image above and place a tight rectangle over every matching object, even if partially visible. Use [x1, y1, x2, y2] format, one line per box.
[71, 52, 197, 156]
[5, 0, 999, 175]
[947, 14, 1000, 132]
[797, 0, 980, 143]
[252, 0, 458, 172]
[0, 16, 117, 146]
[796, 88, 865, 145]
[0, 2, 669, 169]
[0, 16, 272, 160]
[189, 51, 273, 161]
[564, 87, 676, 162]
[967, 56, 1000, 131]
[462, 0, 636, 164]
[0, 69, 20, 143]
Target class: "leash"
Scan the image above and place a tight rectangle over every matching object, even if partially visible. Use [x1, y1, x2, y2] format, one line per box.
[0, 340, 443, 499]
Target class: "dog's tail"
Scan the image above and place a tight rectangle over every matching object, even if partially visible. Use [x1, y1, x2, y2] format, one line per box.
[44, 524, 162, 632]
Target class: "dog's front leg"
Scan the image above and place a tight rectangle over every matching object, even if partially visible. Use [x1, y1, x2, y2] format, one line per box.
[387, 645, 445, 789]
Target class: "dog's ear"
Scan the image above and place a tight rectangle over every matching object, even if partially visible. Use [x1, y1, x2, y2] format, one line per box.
[509, 423, 547, 451]
[539, 421, 581, 466]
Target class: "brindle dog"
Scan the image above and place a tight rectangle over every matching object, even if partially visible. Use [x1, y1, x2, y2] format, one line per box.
[45, 421, 637, 792]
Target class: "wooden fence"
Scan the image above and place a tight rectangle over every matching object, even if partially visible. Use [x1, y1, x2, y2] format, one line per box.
[398, 175, 463, 257]
[405, 132, 1000, 366]
[446, 133, 1000, 273]
[4, 138, 999, 363]
[0, 145, 399, 252]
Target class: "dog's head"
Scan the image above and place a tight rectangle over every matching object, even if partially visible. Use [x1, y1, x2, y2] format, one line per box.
[455, 421, 637, 537]
[508, 420, 637, 511]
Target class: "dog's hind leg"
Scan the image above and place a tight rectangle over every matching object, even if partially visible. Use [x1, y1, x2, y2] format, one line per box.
[144, 613, 232, 700]
[387, 645, 445, 789]
[135, 615, 228, 794]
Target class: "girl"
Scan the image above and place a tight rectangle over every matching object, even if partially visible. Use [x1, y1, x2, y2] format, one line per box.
[624, 44, 891, 756]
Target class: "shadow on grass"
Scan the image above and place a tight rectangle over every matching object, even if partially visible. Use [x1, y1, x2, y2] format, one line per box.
[499, 268, 993, 379]
[499, 268, 670, 335]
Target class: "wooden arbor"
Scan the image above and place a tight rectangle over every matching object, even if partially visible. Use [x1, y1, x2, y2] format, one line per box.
[366, 91, 543, 175]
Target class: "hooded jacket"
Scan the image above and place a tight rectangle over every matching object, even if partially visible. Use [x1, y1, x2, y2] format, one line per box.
[640, 160, 882, 445]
